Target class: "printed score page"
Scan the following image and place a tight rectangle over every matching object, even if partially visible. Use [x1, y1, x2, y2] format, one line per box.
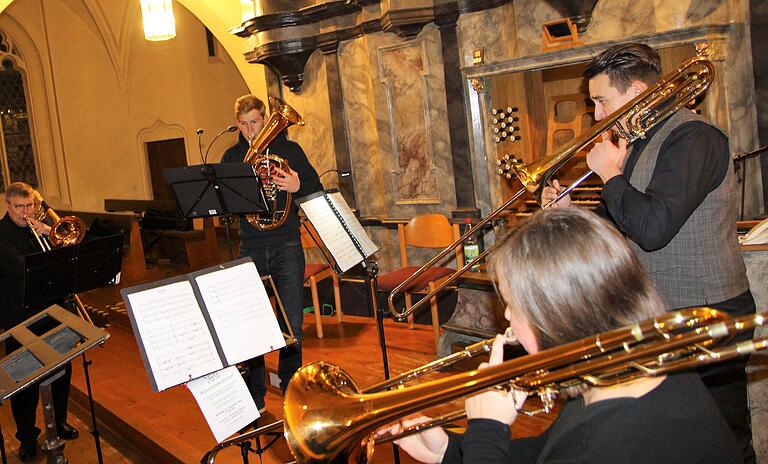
[300, 192, 379, 272]
[195, 261, 285, 365]
[125, 281, 223, 391]
[187, 366, 259, 443]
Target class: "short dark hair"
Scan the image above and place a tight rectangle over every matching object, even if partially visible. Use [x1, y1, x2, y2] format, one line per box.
[490, 207, 665, 350]
[234, 94, 266, 118]
[583, 43, 661, 92]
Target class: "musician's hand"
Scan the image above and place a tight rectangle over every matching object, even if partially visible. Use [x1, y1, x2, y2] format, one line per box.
[27, 218, 51, 236]
[586, 132, 627, 183]
[376, 416, 448, 464]
[541, 179, 571, 208]
[272, 166, 300, 193]
[465, 335, 526, 425]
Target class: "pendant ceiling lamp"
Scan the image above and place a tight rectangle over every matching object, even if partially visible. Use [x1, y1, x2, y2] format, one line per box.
[140, 0, 176, 41]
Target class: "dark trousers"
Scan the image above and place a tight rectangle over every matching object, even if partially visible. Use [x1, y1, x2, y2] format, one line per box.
[240, 241, 305, 407]
[5, 340, 72, 445]
[697, 290, 757, 464]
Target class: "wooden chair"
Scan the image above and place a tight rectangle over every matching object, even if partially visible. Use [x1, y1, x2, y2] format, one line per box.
[301, 223, 343, 339]
[376, 214, 462, 353]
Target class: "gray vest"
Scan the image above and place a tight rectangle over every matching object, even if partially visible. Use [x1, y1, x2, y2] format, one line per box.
[626, 110, 749, 309]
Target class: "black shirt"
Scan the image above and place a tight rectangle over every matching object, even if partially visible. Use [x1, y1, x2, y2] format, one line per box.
[0, 213, 42, 329]
[442, 373, 739, 463]
[597, 120, 730, 252]
[221, 132, 322, 248]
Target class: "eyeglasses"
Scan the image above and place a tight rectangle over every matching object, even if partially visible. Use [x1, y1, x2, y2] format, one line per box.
[10, 202, 35, 211]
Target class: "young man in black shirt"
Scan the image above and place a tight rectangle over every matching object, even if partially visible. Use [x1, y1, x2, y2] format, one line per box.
[220, 95, 322, 415]
[542, 43, 755, 463]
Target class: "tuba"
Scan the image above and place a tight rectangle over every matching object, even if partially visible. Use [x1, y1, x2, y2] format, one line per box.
[243, 97, 305, 230]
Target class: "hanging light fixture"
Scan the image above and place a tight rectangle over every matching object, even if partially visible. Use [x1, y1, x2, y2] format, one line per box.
[140, 0, 176, 41]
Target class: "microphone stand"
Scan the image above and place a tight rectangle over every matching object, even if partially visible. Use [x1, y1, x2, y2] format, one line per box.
[202, 125, 239, 259]
[733, 145, 767, 220]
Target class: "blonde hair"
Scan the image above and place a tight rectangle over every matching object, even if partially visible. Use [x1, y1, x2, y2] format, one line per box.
[234, 94, 266, 118]
[490, 208, 665, 350]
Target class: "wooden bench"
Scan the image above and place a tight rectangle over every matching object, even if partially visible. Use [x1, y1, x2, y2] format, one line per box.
[104, 199, 220, 271]
[58, 209, 146, 285]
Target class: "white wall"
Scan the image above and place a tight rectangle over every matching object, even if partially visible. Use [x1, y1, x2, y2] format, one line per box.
[0, 0, 251, 212]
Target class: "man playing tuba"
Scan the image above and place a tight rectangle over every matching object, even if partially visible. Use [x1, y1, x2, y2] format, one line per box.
[220, 94, 323, 417]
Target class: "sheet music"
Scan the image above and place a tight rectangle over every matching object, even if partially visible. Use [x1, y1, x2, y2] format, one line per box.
[195, 262, 286, 364]
[187, 366, 259, 443]
[125, 281, 222, 391]
[300, 192, 379, 272]
[328, 191, 378, 256]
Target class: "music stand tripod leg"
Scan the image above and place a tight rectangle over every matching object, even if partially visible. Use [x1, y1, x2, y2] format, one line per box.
[80, 354, 104, 464]
[39, 370, 67, 464]
[362, 259, 400, 464]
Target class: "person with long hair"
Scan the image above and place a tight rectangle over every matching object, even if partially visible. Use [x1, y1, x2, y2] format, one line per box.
[387, 208, 740, 463]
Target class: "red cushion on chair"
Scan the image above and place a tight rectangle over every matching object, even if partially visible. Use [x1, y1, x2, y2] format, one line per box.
[376, 265, 455, 292]
[304, 263, 331, 280]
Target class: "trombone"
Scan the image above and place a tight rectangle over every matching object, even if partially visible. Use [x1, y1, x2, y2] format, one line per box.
[201, 331, 511, 463]
[386, 51, 715, 322]
[283, 308, 767, 463]
[202, 308, 767, 463]
[26, 191, 92, 323]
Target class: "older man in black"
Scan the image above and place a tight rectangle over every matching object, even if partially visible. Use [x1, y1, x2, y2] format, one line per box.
[0, 182, 78, 462]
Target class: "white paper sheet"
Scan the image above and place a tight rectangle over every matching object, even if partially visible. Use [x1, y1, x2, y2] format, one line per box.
[187, 366, 259, 443]
[195, 262, 286, 364]
[300, 191, 379, 272]
[126, 280, 223, 391]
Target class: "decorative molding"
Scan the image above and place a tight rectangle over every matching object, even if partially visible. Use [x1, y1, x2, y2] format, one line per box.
[234, 1, 506, 91]
[378, 39, 440, 205]
[245, 38, 318, 91]
[464, 24, 732, 79]
[136, 120, 190, 199]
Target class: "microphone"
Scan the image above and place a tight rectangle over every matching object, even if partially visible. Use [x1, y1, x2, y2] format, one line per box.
[319, 169, 351, 178]
[203, 125, 238, 164]
[196, 128, 205, 163]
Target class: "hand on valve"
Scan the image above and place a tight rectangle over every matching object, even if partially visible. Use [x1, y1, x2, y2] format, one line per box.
[272, 165, 300, 193]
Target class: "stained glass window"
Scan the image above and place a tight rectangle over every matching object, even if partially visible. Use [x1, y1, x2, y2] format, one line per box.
[0, 31, 38, 191]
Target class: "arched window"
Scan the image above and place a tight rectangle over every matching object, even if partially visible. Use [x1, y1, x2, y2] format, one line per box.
[0, 30, 38, 191]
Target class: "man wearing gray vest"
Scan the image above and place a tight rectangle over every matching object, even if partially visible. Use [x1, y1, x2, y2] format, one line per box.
[543, 43, 755, 463]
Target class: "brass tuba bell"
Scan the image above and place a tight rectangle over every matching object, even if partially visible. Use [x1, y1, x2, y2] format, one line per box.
[242, 97, 305, 230]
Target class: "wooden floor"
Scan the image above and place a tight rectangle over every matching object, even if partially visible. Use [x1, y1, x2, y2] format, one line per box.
[2, 266, 558, 463]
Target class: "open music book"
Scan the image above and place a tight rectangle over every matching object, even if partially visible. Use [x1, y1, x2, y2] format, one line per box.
[296, 189, 379, 273]
[121, 258, 285, 392]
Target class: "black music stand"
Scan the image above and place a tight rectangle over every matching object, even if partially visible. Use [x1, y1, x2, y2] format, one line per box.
[23, 234, 123, 311]
[164, 163, 268, 260]
[0, 306, 109, 464]
[18, 235, 122, 464]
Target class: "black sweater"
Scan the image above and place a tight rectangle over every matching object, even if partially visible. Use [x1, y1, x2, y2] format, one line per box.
[0, 214, 41, 329]
[221, 132, 322, 248]
[443, 373, 740, 463]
